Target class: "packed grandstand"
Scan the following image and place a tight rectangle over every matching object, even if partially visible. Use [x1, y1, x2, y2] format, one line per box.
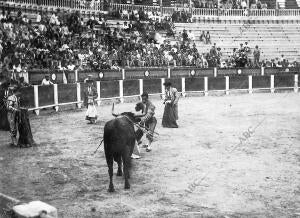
[0, 0, 300, 85]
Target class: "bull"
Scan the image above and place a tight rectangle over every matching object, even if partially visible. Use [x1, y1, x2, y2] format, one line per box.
[103, 103, 139, 192]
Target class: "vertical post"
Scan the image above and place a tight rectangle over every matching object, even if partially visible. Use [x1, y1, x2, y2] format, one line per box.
[294, 74, 298, 93]
[261, 66, 264, 76]
[225, 76, 229, 95]
[122, 69, 125, 80]
[53, 84, 59, 112]
[119, 80, 124, 103]
[270, 75, 275, 93]
[182, 77, 186, 97]
[248, 75, 253, 94]
[76, 83, 82, 109]
[139, 79, 143, 95]
[161, 78, 165, 95]
[34, 85, 39, 115]
[75, 70, 78, 82]
[214, 67, 217, 77]
[204, 77, 208, 96]
[96, 81, 101, 106]
[167, 68, 171, 78]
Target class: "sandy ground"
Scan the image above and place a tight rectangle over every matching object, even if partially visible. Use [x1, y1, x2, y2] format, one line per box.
[1, 92, 300, 218]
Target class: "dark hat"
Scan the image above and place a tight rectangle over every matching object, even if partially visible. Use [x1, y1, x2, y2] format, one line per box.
[163, 81, 172, 86]
[86, 79, 94, 83]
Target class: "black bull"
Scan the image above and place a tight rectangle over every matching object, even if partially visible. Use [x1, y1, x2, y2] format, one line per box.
[103, 112, 137, 192]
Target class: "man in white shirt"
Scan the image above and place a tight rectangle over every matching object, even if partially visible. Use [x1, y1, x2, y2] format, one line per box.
[41, 75, 53, 86]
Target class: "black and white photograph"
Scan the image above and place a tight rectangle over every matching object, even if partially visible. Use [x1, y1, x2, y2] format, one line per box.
[0, 0, 300, 217]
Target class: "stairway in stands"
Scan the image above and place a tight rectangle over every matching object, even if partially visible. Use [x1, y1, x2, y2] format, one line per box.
[285, 0, 300, 8]
[174, 23, 300, 62]
[260, 0, 276, 9]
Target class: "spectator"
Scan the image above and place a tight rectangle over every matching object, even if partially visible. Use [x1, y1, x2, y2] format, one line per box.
[253, 45, 260, 67]
[188, 30, 195, 41]
[205, 31, 211, 44]
[41, 75, 53, 86]
[200, 31, 205, 42]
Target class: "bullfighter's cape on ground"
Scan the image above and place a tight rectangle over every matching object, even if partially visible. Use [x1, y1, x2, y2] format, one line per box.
[162, 103, 178, 128]
[18, 108, 35, 146]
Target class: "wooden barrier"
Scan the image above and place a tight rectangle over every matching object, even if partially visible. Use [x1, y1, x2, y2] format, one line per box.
[57, 83, 77, 103]
[99, 81, 120, 98]
[252, 75, 270, 89]
[123, 80, 140, 97]
[208, 77, 226, 91]
[38, 85, 54, 107]
[185, 77, 204, 92]
[274, 75, 295, 88]
[143, 79, 162, 94]
[125, 68, 168, 79]
[171, 68, 214, 78]
[23, 74, 298, 114]
[229, 76, 249, 90]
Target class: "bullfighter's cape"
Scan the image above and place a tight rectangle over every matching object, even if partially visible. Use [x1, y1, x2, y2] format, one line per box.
[0, 89, 10, 131]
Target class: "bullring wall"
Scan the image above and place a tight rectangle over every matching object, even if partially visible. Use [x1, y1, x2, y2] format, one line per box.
[20, 67, 299, 115]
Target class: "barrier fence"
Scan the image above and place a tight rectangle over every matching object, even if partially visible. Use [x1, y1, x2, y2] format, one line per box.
[27, 67, 300, 85]
[2, 1, 300, 18]
[21, 74, 299, 115]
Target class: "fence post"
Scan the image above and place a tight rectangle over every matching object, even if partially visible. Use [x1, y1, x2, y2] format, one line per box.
[161, 78, 165, 98]
[168, 68, 171, 78]
[122, 69, 125, 80]
[248, 75, 253, 94]
[182, 77, 186, 97]
[139, 79, 143, 101]
[75, 70, 78, 82]
[225, 76, 229, 95]
[261, 66, 264, 76]
[270, 75, 275, 93]
[96, 81, 101, 106]
[294, 74, 298, 93]
[34, 85, 39, 115]
[139, 79, 143, 95]
[76, 83, 82, 109]
[53, 84, 59, 112]
[214, 67, 217, 77]
[119, 80, 124, 103]
[204, 77, 208, 96]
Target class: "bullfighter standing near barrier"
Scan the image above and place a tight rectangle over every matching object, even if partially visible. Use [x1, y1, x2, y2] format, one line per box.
[6, 85, 21, 146]
[135, 92, 157, 152]
[162, 82, 180, 128]
[84, 80, 98, 124]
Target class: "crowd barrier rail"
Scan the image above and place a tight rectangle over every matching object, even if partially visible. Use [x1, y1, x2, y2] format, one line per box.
[2, 1, 300, 19]
[27, 67, 300, 85]
[20, 74, 299, 115]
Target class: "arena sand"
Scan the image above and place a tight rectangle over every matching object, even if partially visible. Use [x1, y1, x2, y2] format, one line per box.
[0, 92, 300, 218]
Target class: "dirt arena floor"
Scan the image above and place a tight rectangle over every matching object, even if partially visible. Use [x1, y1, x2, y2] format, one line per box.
[1, 92, 300, 218]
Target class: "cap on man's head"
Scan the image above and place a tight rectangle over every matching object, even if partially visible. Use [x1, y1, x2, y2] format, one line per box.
[86, 79, 94, 83]
[163, 81, 172, 87]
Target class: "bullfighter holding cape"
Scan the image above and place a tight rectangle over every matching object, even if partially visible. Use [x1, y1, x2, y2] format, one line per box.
[84, 80, 98, 124]
[2, 82, 35, 147]
[162, 82, 180, 128]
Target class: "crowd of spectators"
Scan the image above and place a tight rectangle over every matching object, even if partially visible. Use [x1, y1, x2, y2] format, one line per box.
[0, 6, 299, 85]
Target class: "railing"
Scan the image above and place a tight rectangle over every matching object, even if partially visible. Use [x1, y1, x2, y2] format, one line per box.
[3, 0, 103, 11]
[2, 1, 300, 18]
[20, 72, 299, 115]
[26, 67, 300, 85]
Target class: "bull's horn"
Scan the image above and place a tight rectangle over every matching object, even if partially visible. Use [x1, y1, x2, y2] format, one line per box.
[112, 102, 119, 117]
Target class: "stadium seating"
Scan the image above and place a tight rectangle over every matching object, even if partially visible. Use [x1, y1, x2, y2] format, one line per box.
[174, 22, 300, 62]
